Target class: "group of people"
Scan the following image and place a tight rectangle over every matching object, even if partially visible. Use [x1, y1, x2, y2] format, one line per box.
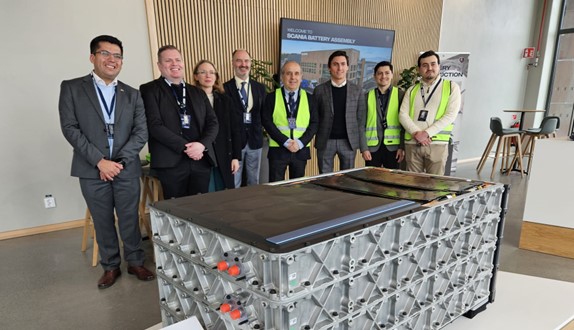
[58, 35, 460, 289]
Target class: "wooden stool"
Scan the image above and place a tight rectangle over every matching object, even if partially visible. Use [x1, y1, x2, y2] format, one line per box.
[476, 117, 525, 179]
[81, 208, 99, 267]
[139, 167, 164, 237]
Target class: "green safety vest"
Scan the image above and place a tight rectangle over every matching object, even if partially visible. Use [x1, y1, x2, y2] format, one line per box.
[269, 88, 311, 147]
[366, 87, 401, 147]
[405, 80, 453, 142]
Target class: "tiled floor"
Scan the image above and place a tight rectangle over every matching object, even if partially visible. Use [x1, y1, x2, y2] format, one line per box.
[1, 160, 573, 329]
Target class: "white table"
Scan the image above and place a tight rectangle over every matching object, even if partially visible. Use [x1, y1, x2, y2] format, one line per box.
[447, 272, 574, 330]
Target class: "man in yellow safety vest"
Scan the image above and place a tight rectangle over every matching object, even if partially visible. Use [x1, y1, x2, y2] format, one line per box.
[362, 61, 405, 169]
[399, 50, 461, 175]
[262, 61, 318, 182]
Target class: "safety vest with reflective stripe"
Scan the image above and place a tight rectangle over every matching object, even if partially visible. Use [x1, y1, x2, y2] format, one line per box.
[366, 87, 401, 147]
[269, 89, 311, 147]
[405, 80, 452, 142]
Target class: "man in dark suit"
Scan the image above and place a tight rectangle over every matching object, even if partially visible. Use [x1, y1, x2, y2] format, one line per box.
[313, 50, 367, 174]
[262, 61, 318, 182]
[59, 35, 154, 289]
[223, 49, 266, 187]
[140, 45, 218, 198]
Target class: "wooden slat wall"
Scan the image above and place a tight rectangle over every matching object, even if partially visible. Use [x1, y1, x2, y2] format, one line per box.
[144, 0, 443, 178]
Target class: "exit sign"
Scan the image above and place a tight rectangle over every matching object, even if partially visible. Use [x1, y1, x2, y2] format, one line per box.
[523, 47, 535, 58]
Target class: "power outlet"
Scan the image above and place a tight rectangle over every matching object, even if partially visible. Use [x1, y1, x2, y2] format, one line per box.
[44, 195, 56, 208]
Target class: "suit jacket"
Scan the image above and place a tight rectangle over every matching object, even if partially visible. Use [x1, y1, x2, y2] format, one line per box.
[59, 74, 148, 179]
[262, 88, 318, 161]
[313, 81, 366, 152]
[139, 78, 218, 169]
[223, 78, 266, 149]
[212, 91, 241, 189]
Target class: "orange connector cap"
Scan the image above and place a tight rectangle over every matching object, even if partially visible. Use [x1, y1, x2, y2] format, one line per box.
[220, 303, 231, 313]
[228, 264, 241, 277]
[230, 309, 242, 320]
[217, 261, 229, 271]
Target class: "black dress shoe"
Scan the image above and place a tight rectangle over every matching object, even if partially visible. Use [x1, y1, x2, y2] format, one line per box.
[127, 265, 155, 281]
[97, 269, 121, 289]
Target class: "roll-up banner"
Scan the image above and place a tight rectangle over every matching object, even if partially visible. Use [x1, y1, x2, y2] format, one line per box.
[437, 52, 470, 175]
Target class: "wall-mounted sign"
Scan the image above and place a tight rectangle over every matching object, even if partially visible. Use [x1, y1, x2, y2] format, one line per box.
[523, 47, 536, 58]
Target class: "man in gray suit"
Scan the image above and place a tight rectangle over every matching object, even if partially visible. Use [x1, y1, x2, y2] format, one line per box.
[59, 35, 154, 289]
[314, 50, 366, 174]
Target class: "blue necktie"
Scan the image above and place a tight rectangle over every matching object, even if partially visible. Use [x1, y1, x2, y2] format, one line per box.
[240, 81, 248, 107]
[288, 92, 296, 113]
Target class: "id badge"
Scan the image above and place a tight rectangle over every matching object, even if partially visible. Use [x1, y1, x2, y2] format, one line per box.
[244, 112, 252, 124]
[288, 117, 297, 129]
[418, 110, 429, 122]
[105, 123, 114, 139]
[181, 114, 191, 129]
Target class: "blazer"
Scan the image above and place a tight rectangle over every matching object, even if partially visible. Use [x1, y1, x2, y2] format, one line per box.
[262, 88, 318, 161]
[212, 91, 242, 189]
[140, 78, 218, 169]
[223, 78, 266, 149]
[313, 81, 367, 152]
[59, 74, 148, 179]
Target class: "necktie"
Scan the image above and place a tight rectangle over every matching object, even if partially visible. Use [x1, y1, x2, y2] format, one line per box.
[240, 81, 248, 107]
[288, 92, 296, 113]
[171, 83, 184, 104]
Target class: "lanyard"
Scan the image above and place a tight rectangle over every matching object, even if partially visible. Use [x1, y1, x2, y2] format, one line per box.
[420, 79, 441, 108]
[95, 85, 116, 121]
[166, 79, 187, 113]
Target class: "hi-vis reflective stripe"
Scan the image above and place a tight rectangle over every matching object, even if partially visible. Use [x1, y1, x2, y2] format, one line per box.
[277, 126, 306, 132]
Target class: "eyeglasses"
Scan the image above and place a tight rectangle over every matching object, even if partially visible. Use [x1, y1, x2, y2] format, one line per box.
[196, 70, 216, 76]
[94, 50, 123, 60]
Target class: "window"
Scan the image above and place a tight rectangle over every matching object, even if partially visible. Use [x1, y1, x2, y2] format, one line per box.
[547, 0, 574, 136]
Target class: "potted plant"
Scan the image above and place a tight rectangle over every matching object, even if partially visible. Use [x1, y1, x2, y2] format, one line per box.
[397, 65, 419, 91]
[250, 58, 280, 92]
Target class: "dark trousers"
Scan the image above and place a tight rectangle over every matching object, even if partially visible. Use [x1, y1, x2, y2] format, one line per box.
[268, 154, 307, 182]
[79, 177, 144, 270]
[155, 157, 211, 199]
[365, 145, 400, 169]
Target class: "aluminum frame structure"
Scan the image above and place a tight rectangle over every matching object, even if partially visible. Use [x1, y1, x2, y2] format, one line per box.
[150, 168, 508, 330]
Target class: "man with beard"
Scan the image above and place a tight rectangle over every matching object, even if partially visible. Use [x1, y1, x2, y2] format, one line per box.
[399, 50, 461, 175]
[223, 49, 266, 187]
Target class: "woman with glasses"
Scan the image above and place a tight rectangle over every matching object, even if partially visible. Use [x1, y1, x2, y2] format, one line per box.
[193, 60, 241, 191]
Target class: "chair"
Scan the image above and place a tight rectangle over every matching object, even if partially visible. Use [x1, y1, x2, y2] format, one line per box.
[476, 117, 525, 179]
[510, 116, 559, 174]
[139, 167, 164, 239]
[81, 209, 99, 267]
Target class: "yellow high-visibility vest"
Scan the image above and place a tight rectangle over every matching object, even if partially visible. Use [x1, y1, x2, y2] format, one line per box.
[405, 80, 452, 142]
[269, 89, 311, 147]
[366, 87, 401, 147]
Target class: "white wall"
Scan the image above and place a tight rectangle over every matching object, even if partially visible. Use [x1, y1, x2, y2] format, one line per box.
[439, 0, 539, 160]
[0, 0, 152, 232]
[0, 0, 560, 233]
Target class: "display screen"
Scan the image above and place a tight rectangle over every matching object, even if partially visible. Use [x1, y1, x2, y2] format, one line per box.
[279, 18, 395, 93]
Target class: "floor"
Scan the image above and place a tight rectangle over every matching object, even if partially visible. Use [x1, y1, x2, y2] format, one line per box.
[1, 160, 573, 330]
